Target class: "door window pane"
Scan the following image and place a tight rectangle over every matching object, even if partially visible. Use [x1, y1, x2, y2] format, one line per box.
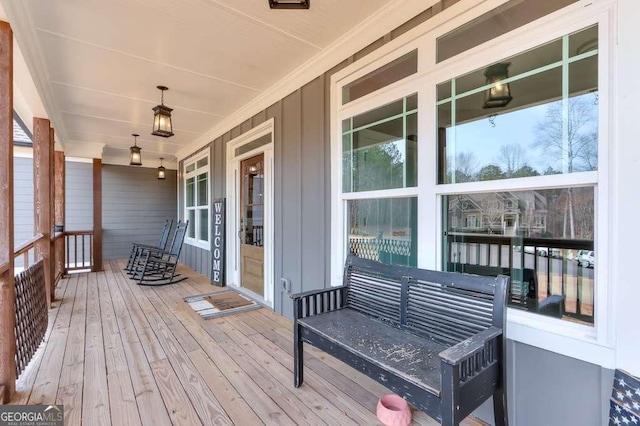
[443, 187, 594, 325]
[348, 197, 417, 267]
[437, 27, 598, 183]
[343, 95, 418, 192]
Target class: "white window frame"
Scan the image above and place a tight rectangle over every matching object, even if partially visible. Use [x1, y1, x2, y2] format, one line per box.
[184, 151, 210, 250]
[331, 0, 617, 367]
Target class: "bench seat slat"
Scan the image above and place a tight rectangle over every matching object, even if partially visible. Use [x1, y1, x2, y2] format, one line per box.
[298, 309, 446, 395]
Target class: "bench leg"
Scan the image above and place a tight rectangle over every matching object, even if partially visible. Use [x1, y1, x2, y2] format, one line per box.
[293, 322, 304, 388]
[493, 388, 509, 426]
[440, 362, 461, 426]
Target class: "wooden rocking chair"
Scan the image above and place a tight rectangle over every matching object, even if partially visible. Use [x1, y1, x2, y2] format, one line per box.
[124, 219, 174, 272]
[132, 221, 189, 286]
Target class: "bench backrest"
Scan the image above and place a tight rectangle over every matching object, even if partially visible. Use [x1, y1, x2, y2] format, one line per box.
[344, 254, 508, 346]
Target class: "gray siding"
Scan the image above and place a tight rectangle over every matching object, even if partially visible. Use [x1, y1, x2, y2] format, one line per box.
[66, 161, 93, 231]
[102, 164, 177, 260]
[14, 156, 34, 248]
[473, 341, 613, 426]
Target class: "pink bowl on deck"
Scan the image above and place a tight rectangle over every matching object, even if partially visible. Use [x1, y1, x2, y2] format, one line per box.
[376, 394, 412, 426]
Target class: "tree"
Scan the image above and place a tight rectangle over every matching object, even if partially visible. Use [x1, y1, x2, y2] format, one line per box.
[497, 144, 526, 177]
[478, 164, 505, 181]
[534, 96, 598, 173]
[534, 95, 598, 238]
[511, 165, 539, 178]
[447, 151, 478, 183]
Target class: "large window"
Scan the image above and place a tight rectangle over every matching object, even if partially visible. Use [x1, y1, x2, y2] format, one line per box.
[342, 93, 418, 267]
[437, 26, 599, 326]
[185, 154, 209, 248]
[332, 0, 611, 363]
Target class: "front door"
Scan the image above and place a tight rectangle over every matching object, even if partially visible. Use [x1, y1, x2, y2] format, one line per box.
[240, 154, 264, 297]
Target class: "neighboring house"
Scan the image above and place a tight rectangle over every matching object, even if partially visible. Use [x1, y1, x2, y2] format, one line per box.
[448, 191, 549, 237]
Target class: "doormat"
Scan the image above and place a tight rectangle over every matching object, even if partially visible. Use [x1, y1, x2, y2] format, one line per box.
[184, 289, 260, 319]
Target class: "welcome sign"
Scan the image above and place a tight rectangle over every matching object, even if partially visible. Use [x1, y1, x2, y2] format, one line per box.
[211, 198, 225, 286]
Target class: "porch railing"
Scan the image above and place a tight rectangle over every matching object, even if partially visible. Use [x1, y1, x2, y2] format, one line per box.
[13, 233, 45, 272]
[65, 231, 94, 272]
[445, 233, 595, 324]
[14, 259, 47, 378]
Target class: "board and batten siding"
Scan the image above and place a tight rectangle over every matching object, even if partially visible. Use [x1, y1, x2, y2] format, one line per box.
[65, 161, 93, 231]
[179, 75, 333, 316]
[102, 164, 177, 260]
[14, 156, 34, 268]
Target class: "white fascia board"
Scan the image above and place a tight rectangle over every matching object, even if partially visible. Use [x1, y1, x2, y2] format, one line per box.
[176, 0, 441, 160]
[63, 141, 105, 160]
[1, 0, 69, 148]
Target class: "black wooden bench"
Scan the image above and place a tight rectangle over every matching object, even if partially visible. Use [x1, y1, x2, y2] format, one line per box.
[291, 254, 509, 426]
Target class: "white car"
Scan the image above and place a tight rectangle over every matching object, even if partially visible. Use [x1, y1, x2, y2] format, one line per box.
[577, 250, 594, 268]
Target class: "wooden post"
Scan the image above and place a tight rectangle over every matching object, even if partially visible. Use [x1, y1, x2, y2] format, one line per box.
[92, 159, 103, 272]
[33, 117, 53, 306]
[48, 128, 55, 297]
[54, 151, 65, 281]
[0, 20, 16, 403]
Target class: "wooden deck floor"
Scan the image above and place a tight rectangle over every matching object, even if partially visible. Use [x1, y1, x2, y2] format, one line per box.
[11, 260, 484, 425]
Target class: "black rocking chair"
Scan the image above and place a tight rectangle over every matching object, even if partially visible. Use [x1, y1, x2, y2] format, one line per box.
[124, 219, 174, 272]
[132, 221, 189, 286]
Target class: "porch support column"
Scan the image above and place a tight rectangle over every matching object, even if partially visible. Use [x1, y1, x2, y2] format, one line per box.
[54, 151, 65, 282]
[33, 117, 53, 306]
[48, 128, 55, 296]
[92, 159, 103, 272]
[0, 20, 16, 402]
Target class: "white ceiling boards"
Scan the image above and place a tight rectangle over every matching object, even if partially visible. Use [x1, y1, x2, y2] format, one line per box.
[2, 0, 394, 167]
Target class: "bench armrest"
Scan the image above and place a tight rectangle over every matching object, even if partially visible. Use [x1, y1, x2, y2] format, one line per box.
[291, 286, 348, 320]
[439, 326, 502, 365]
[290, 285, 347, 300]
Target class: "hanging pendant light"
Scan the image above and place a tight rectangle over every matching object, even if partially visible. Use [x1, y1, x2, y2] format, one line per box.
[151, 85, 174, 137]
[482, 62, 513, 109]
[268, 0, 309, 9]
[157, 157, 166, 180]
[129, 133, 142, 166]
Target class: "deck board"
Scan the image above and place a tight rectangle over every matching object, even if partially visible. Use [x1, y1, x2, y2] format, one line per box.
[12, 260, 485, 425]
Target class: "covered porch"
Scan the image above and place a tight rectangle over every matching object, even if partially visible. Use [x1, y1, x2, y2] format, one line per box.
[11, 260, 483, 425]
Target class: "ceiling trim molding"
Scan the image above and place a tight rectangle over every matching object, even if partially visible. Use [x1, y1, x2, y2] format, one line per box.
[176, 0, 441, 159]
[1, 0, 70, 147]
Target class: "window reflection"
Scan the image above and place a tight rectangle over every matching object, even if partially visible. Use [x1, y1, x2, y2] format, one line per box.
[437, 26, 598, 183]
[343, 95, 418, 192]
[348, 197, 417, 267]
[443, 187, 594, 325]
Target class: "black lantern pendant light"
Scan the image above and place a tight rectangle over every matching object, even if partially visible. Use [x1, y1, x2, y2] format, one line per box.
[152, 85, 174, 137]
[129, 133, 142, 166]
[157, 157, 166, 180]
[482, 62, 513, 109]
[269, 0, 309, 9]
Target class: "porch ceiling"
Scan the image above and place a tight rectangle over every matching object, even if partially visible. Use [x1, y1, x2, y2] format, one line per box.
[1, 0, 395, 168]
